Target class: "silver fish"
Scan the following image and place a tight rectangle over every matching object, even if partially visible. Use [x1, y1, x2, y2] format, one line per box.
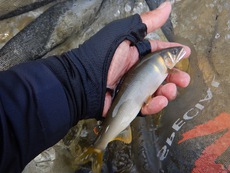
[75, 46, 186, 173]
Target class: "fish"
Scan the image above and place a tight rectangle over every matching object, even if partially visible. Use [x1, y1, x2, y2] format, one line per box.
[145, 0, 175, 41]
[0, 0, 57, 20]
[0, 0, 103, 70]
[74, 46, 186, 173]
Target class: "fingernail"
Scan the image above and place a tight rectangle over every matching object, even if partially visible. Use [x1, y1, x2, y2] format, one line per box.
[158, 1, 169, 9]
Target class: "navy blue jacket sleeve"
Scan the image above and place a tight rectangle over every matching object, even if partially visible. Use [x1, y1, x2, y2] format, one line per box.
[0, 61, 73, 172]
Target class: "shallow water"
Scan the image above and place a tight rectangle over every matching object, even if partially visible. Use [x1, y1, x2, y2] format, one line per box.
[0, 0, 229, 172]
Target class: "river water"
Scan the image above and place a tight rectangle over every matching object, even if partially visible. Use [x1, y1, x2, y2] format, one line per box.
[0, 0, 229, 172]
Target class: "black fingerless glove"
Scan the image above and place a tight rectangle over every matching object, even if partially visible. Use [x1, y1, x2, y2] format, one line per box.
[43, 14, 147, 123]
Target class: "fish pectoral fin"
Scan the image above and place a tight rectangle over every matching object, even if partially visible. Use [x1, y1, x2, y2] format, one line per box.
[74, 147, 103, 173]
[113, 125, 132, 144]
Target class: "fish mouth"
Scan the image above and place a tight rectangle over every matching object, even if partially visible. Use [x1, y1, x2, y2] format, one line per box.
[161, 46, 186, 69]
[176, 47, 187, 63]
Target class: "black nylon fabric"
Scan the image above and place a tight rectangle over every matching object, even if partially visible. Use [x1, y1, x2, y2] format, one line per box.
[44, 14, 147, 120]
[135, 40, 152, 59]
[41, 54, 86, 124]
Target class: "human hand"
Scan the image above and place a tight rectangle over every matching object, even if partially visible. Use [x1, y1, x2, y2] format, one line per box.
[103, 1, 191, 116]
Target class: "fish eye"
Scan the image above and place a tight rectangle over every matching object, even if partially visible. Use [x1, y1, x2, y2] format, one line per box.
[170, 48, 179, 56]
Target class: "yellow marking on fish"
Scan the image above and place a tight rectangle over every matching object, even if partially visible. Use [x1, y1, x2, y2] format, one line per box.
[113, 125, 132, 144]
[143, 95, 153, 107]
[152, 64, 160, 73]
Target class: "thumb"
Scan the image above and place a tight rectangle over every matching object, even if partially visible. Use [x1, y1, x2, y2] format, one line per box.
[141, 1, 172, 33]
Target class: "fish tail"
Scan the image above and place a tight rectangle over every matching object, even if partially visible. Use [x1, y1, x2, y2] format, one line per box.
[74, 147, 103, 173]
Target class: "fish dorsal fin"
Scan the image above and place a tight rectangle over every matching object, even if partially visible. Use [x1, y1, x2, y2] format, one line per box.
[113, 125, 132, 144]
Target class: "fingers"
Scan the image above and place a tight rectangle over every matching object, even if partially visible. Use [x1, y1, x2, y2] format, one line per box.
[141, 96, 168, 115]
[149, 40, 191, 58]
[141, 1, 172, 33]
[141, 83, 177, 115]
[166, 69, 190, 87]
[155, 83, 177, 100]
